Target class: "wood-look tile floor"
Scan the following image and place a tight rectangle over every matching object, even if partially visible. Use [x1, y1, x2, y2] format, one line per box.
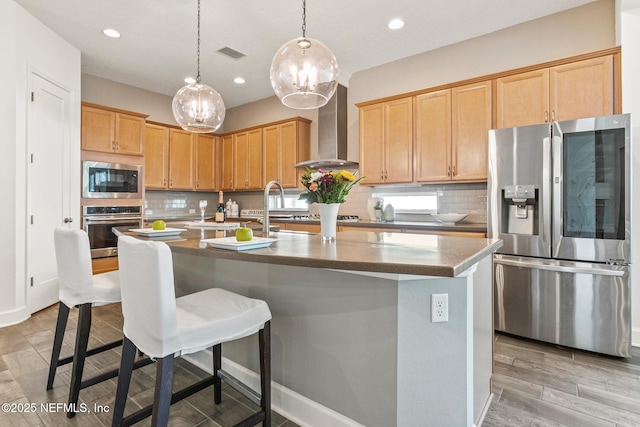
[485, 332, 640, 427]
[0, 303, 299, 427]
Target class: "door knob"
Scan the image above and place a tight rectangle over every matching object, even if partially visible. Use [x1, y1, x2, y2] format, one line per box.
[64, 217, 73, 223]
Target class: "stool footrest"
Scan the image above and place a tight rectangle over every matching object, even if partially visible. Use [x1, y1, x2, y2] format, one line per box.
[120, 374, 216, 427]
[218, 369, 261, 407]
[80, 357, 153, 390]
[233, 411, 266, 427]
[57, 338, 124, 368]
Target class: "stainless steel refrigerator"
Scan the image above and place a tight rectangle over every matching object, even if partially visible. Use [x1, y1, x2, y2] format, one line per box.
[488, 114, 632, 357]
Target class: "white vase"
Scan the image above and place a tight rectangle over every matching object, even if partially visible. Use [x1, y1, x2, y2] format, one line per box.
[316, 203, 340, 241]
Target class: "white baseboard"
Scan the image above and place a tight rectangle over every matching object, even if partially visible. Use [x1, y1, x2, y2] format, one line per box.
[0, 306, 30, 328]
[183, 350, 365, 427]
[475, 392, 494, 426]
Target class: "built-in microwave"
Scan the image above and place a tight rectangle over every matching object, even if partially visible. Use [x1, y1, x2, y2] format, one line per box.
[82, 161, 143, 199]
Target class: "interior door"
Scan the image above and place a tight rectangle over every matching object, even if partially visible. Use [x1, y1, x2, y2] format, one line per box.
[27, 73, 73, 313]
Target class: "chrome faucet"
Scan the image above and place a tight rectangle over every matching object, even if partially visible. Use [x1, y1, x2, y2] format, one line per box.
[263, 180, 285, 234]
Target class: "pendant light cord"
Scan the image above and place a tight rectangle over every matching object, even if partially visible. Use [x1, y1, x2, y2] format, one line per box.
[196, 0, 202, 83]
[301, 0, 306, 38]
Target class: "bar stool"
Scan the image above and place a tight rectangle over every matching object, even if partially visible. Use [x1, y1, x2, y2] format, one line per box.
[48, 227, 123, 418]
[112, 236, 272, 427]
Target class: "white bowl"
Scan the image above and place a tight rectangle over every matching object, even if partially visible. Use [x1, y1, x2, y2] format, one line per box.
[432, 213, 467, 224]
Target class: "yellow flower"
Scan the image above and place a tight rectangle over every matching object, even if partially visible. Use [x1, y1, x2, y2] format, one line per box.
[339, 170, 356, 181]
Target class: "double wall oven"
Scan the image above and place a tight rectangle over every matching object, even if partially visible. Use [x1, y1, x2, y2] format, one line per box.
[82, 161, 143, 259]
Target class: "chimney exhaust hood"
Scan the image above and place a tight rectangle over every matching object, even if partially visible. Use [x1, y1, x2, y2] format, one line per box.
[295, 84, 359, 170]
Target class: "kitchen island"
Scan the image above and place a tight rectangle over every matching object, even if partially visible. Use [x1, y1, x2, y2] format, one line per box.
[114, 227, 501, 427]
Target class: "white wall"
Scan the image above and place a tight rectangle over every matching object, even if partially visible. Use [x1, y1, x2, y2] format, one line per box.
[0, 0, 81, 326]
[619, 0, 640, 345]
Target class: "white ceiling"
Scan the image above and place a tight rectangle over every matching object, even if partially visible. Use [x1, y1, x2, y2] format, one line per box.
[15, 0, 596, 109]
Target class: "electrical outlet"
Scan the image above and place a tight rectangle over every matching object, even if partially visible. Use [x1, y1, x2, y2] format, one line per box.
[431, 293, 448, 323]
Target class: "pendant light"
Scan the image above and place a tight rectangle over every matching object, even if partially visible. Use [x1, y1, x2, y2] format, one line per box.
[172, 0, 225, 133]
[270, 0, 339, 109]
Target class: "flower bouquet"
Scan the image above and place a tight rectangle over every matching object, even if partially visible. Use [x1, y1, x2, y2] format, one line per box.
[298, 169, 363, 204]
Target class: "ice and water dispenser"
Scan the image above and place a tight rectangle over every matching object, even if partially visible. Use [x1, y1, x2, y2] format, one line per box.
[501, 185, 538, 235]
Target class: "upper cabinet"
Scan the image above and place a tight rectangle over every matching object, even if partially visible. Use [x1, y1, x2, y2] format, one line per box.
[359, 97, 413, 185]
[451, 80, 492, 181]
[495, 54, 616, 128]
[263, 118, 311, 188]
[167, 128, 194, 190]
[234, 129, 262, 190]
[414, 81, 491, 182]
[194, 134, 216, 191]
[220, 135, 234, 191]
[143, 123, 170, 189]
[81, 103, 146, 155]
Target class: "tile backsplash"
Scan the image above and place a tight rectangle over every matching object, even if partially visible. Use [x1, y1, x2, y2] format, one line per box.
[146, 182, 488, 224]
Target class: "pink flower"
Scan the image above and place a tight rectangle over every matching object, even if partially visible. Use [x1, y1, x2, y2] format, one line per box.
[310, 182, 318, 191]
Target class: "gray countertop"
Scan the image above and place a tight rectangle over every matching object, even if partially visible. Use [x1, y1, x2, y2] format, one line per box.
[114, 227, 501, 278]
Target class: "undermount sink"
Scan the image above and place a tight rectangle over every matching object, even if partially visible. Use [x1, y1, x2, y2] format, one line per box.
[431, 213, 467, 224]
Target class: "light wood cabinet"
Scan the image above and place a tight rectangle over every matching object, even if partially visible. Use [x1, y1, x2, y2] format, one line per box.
[495, 55, 615, 128]
[81, 104, 146, 155]
[414, 81, 491, 182]
[168, 128, 194, 190]
[195, 134, 216, 191]
[234, 129, 262, 190]
[338, 225, 397, 233]
[263, 119, 311, 188]
[451, 80, 492, 181]
[143, 123, 170, 189]
[220, 135, 234, 191]
[284, 223, 321, 233]
[403, 229, 486, 238]
[414, 89, 451, 182]
[359, 97, 413, 185]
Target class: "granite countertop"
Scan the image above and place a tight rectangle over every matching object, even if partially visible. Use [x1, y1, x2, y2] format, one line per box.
[114, 227, 501, 278]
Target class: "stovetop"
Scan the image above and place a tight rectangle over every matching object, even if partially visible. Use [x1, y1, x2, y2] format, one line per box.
[293, 214, 360, 223]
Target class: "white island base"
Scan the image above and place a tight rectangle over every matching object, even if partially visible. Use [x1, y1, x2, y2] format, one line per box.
[171, 253, 493, 427]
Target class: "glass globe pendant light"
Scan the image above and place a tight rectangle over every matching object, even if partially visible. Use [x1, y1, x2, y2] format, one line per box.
[270, 0, 338, 109]
[172, 0, 225, 133]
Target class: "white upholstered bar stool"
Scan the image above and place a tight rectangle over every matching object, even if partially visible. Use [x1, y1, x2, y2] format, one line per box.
[112, 236, 272, 427]
[48, 227, 123, 418]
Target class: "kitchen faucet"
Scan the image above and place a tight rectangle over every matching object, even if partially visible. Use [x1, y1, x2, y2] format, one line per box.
[263, 180, 285, 234]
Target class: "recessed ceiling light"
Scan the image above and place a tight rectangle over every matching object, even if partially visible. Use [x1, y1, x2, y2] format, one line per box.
[184, 77, 196, 84]
[103, 28, 121, 38]
[234, 77, 246, 84]
[388, 18, 405, 30]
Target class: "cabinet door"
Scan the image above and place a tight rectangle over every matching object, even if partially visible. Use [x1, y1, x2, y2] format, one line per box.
[246, 128, 263, 189]
[115, 113, 145, 155]
[359, 103, 385, 185]
[143, 124, 169, 189]
[384, 97, 413, 183]
[221, 135, 234, 191]
[495, 69, 550, 128]
[279, 121, 298, 187]
[263, 125, 280, 185]
[452, 80, 491, 181]
[195, 134, 215, 191]
[168, 129, 194, 190]
[81, 106, 115, 152]
[234, 132, 249, 189]
[415, 90, 451, 182]
[550, 55, 614, 121]
[286, 223, 321, 233]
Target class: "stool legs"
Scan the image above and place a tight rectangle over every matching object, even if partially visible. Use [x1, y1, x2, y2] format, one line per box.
[67, 302, 92, 418]
[112, 337, 137, 427]
[260, 321, 271, 427]
[47, 302, 70, 390]
[213, 344, 222, 404]
[151, 355, 175, 426]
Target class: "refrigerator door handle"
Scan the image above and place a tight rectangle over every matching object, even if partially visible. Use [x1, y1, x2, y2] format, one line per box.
[494, 257, 625, 277]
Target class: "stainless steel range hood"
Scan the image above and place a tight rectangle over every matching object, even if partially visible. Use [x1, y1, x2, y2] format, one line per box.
[295, 84, 359, 170]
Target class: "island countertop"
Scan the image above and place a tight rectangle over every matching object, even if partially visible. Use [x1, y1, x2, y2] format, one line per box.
[114, 227, 502, 277]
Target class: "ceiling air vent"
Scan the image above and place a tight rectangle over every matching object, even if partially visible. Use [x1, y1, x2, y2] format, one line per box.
[217, 47, 246, 59]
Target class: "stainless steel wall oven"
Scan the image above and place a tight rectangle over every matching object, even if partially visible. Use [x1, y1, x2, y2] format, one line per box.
[83, 206, 142, 258]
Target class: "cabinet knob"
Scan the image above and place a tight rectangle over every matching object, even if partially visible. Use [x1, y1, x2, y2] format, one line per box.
[452, 165, 456, 176]
[551, 110, 556, 121]
[64, 217, 73, 223]
[544, 111, 549, 123]
[447, 166, 451, 177]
